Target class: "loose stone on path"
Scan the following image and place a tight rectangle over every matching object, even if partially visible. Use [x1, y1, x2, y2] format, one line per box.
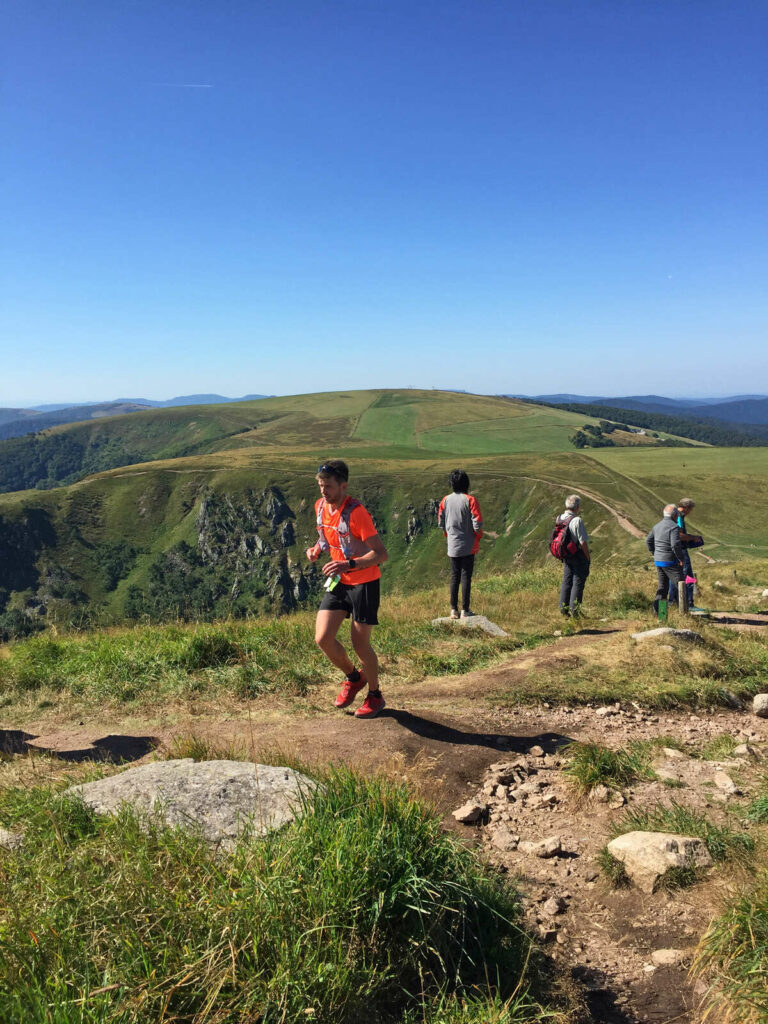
[431, 614, 508, 637]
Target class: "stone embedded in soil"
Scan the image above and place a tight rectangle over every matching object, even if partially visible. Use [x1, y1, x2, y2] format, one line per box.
[753, 694, 768, 719]
[733, 743, 760, 759]
[630, 627, 704, 644]
[431, 614, 508, 637]
[651, 948, 689, 966]
[0, 827, 24, 851]
[713, 771, 740, 795]
[519, 836, 562, 858]
[541, 895, 566, 916]
[528, 744, 545, 757]
[606, 831, 713, 894]
[452, 800, 486, 824]
[491, 828, 520, 852]
[64, 759, 316, 850]
[662, 747, 688, 760]
[591, 784, 625, 808]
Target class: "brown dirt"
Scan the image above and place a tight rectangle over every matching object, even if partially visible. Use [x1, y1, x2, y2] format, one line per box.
[3, 626, 767, 1023]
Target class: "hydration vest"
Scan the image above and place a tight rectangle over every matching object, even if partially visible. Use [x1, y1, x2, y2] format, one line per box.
[316, 498, 372, 560]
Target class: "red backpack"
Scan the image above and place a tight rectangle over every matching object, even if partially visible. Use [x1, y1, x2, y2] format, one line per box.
[549, 513, 579, 560]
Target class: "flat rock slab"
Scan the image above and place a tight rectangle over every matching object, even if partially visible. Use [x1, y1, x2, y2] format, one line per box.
[606, 831, 713, 893]
[630, 627, 703, 644]
[432, 615, 508, 637]
[65, 759, 316, 849]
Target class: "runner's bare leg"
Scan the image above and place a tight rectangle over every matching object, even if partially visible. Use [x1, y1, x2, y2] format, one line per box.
[315, 610, 355, 675]
[350, 621, 379, 690]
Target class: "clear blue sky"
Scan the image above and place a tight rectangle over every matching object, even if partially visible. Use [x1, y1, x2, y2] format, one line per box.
[2, 1, 766, 405]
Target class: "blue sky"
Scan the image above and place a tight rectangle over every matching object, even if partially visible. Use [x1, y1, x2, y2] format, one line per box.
[2, 1, 766, 405]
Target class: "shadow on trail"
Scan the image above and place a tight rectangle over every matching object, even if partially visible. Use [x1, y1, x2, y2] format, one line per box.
[571, 966, 635, 1024]
[0, 729, 37, 755]
[384, 709, 573, 753]
[1, 729, 157, 764]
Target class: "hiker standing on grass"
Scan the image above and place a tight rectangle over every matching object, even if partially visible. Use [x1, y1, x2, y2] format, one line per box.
[437, 469, 483, 619]
[667, 498, 704, 610]
[306, 459, 389, 719]
[554, 495, 591, 617]
[646, 504, 684, 616]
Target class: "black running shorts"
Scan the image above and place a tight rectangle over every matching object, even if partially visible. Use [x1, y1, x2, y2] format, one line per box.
[318, 579, 380, 625]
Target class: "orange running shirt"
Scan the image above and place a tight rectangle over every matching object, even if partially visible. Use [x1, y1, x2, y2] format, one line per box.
[314, 496, 381, 585]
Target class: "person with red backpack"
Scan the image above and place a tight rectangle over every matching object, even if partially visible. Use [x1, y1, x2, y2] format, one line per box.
[551, 494, 591, 617]
[306, 459, 389, 719]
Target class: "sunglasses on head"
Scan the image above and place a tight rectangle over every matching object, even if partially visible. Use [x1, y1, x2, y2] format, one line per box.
[317, 464, 347, 481]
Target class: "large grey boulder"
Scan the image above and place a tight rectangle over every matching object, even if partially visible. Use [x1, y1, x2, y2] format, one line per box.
[65, 759, 316, 849]
[432, 615, 508, 637]
[753, 694, 768, 719]
[606, 831, 713, 893]
[630, 627, 703, 644]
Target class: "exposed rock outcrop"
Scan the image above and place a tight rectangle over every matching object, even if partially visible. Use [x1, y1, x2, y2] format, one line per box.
[65, 759, 316, 850]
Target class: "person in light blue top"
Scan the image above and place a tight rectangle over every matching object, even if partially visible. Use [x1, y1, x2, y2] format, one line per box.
[666, 498, 703, 609]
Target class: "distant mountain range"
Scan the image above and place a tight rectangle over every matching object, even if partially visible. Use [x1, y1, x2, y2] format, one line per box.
[520, 394, 768, 427]
[0, 395, 270, 441]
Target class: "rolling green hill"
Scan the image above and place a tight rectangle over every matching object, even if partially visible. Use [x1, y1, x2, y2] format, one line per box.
[0, 389, 697, 494]
[0, 389, 766, 638]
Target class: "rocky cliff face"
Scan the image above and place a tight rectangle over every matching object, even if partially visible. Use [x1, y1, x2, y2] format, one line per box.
[193, 487, 316, 614]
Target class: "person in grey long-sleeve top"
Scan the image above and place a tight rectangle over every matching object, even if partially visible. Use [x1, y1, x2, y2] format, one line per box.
[646, 504, 684, 614]
[437, 469, 483, 618]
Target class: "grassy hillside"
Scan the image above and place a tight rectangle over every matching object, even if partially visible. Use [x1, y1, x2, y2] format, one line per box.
[0, 389, 766, 636]
[0, 389, 696, 494]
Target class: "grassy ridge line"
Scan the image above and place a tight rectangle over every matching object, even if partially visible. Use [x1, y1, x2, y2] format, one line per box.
[0, 389, 674, 495]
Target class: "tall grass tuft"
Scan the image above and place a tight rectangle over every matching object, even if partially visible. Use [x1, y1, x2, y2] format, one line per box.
[564, 742, 654, 794]
[0, 768, 549, 1024]
[607, 801, 755, 864]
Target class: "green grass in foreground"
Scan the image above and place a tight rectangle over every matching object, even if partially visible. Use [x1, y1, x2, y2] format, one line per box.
[695, 869, 768, 1024]
[695, 771, 768, 1023]
[0, 768, 561, 1024]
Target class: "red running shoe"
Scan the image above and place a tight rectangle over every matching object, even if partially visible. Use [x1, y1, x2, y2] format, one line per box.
[334, 673, 367, 708]
[354, 692, 386, 719]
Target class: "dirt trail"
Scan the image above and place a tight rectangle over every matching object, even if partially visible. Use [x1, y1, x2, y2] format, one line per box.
[520, 476, 646, 540]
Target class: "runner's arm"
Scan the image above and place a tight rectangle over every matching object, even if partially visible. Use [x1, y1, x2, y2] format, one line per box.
[322, 534, 388, 576]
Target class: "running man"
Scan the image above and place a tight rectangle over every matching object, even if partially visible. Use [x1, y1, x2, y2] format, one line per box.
[306, 460, 389, 719]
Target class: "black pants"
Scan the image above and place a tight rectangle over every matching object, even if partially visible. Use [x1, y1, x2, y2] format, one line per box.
[449, 554, 475, 612]
[656, 564, 683, 604]
[560, 553, 590, 614]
